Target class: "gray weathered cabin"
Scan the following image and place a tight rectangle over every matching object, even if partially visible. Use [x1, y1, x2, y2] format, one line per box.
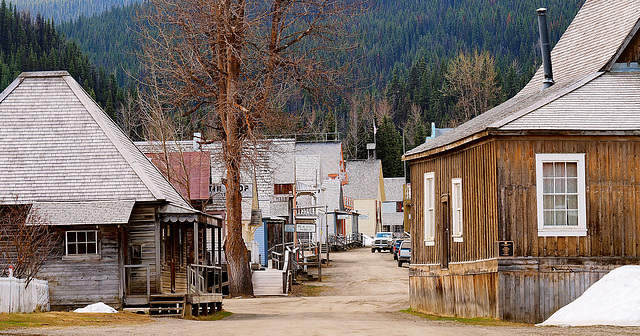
[0, 71, 223, 315]
[404, 0, 640, 323]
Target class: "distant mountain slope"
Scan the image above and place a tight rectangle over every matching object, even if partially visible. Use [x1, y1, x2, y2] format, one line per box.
[0, 1, 125, 120]
[57, 2, 141, 85]
[10, 0, 139, 22]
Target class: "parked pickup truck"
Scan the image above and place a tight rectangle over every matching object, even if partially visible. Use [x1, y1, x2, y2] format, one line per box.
[371, 232, 393, 253]
[397, 240, 411, 267]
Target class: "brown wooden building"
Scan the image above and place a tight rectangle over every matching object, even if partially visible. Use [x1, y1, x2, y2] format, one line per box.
[404, 0, 640, 323]
[0, 71, 223, 315]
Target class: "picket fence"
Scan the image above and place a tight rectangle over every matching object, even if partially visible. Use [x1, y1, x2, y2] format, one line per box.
[0, 276, 50, 313]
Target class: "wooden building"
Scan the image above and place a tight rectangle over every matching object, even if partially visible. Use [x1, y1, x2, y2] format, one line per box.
[404, 0, 640, 323]
[0, 71, 223, 315]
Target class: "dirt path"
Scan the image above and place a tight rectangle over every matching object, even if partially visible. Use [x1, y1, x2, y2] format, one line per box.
[7, 248, 640, 335]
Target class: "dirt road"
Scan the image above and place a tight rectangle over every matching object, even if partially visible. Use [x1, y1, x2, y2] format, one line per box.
[8, 247, 640, 335]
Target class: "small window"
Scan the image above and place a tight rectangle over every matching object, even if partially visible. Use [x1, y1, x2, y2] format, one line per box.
[536, 154, 587, 236]
[451, 178, 463, 242]
[66, 230, 98, 255]
[424, 172, 435, 246]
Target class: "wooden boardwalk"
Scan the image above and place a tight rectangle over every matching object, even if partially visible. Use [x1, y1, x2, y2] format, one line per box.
[252, 267, 286, 296]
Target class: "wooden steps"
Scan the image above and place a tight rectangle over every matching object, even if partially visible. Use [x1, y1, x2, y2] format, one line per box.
[252, 268, 286, 296]
[149, 294, 186, 317]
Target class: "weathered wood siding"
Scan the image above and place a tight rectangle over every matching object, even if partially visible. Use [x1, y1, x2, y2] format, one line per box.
[410, 261, 498, 318]
[127, 204, 159, 294]
[497, 258, 627, 323]
[410, 139, 498, 265]
[496, 136, 640, 258]
[160, 223, 190, 293]
[40, 225, 122, 309]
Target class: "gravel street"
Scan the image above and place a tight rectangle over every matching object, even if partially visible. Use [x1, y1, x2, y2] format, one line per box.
[7, 247, 640, 335]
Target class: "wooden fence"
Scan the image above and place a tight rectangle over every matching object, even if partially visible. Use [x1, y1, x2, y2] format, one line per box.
[0, 277, 49, 313]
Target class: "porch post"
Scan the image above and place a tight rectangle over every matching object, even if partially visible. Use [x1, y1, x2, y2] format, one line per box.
[194, 221, 199, 294]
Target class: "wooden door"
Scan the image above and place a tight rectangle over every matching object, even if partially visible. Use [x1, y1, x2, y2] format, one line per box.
[440, 193, 450, 269]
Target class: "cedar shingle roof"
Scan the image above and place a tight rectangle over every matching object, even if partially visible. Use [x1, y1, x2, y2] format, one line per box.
[405, 0, 640, 160]
[343, 160, 382, 200]
[0, 71, 192, 210]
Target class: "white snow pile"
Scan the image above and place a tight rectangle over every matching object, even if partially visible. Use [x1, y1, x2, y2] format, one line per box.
[539, 265, 640, 326]
[73, 302, 118, 313]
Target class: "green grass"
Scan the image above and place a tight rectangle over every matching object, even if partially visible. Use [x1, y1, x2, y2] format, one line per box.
[185, 310, 233, 321]
[401, 308, 531, 327]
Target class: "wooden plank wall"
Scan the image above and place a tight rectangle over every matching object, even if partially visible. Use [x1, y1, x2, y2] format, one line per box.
[410, 265, 498, 318]
[498, 259, 614, 323]
[409, 139, 498, 265]
[496, 136, 640, 258]
[40, 225, 121, 309]
[127, 204, 159, 294]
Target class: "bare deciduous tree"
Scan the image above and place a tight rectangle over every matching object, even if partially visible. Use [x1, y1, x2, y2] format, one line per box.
[0, 204, 58, 287]
[138, 0, 363, 296]
[443, 50, 501, 126]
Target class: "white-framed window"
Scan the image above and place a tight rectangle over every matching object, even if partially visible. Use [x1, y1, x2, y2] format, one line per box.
[66, 230, 98, 255]
[536, 153, 587, 236]
[451, 178, 463, 242]
[424, 172, 435, 246]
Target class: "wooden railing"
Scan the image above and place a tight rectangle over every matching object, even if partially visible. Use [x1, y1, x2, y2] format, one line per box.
[123, 264, 150, 302]
[187, 264, 223, 295]
[328, 233, 363, 250]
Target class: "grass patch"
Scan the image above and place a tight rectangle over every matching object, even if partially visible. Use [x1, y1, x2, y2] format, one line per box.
[290, 283, 330, 297]
[401, 308, 531, 327]
[185, 310, 232, 321]
[0, 311, 151, 331]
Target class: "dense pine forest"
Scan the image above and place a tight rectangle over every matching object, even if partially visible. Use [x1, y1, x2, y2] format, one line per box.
[10, 0, 137, 22]
[0, 0, 125, 119]
[10, 0, 587, 177]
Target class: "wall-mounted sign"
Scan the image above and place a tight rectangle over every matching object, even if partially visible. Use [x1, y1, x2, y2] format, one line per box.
[296, 224, 316, 233]
[284, 224, 295, 233]
[337, 214, 350, 220]
[403, 183, 411, 205]
[210, 183, 253, 198]
[498, 241, 514, 257]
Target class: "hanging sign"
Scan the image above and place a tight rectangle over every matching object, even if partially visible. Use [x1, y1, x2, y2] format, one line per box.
[296, 224, 316, 233]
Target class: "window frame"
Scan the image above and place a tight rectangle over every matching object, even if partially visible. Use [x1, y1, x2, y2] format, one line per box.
[65, 230, 99, 256]
[451, 178, 463, 242]
[423, 172, 435, 246]
[535, 153, 587, 237]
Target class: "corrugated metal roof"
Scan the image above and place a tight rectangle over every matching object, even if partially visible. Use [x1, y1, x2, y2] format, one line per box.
[0, 71, 192, 210]
[147, 151, 211, 201]
[405, 0, 640, 159]
[27, 201, 135, 225]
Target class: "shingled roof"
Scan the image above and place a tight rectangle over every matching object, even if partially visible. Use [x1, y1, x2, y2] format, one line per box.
[405, 0, 640, 161]
[0, 71, 192, 211]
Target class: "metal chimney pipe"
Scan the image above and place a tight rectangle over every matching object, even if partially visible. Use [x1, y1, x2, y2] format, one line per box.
[537, 8, 554, 89]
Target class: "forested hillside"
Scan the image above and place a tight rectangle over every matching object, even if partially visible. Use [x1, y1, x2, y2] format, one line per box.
[10, 0, 137, 22]
[54, 0, 586, 177]
[0, 0, 125, 119]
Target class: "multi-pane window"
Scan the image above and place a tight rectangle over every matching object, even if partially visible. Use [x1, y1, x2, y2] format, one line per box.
[451, 178, 463, 242]
[536, 154, 587, 236]
[424, 172, 435, 246]
[66, 230, 98, 255]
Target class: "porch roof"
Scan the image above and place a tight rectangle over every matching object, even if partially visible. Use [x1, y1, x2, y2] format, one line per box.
[27, 200, 135, 225]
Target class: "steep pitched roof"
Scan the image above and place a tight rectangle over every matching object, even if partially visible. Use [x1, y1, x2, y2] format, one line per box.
[383, 178, 405, 202]
[343, 160, 383, 200]
[405, 0, 640, 160]
[0, 71, 192, 210]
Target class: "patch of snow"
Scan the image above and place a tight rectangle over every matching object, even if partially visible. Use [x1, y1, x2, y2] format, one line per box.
[539, 265, 640, 326]
[73, 302, 118, 313]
